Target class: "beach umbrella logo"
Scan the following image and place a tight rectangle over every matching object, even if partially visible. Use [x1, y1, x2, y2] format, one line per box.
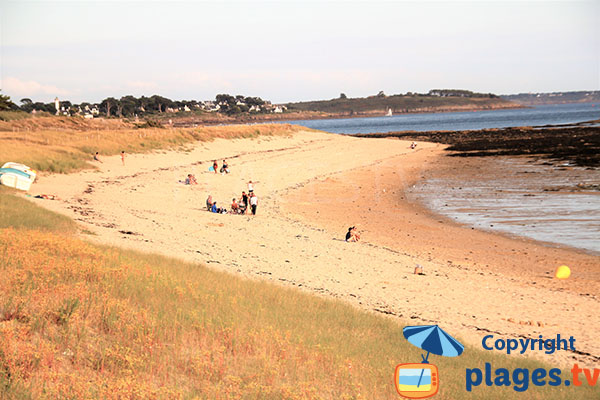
[394, 325, 464, 399]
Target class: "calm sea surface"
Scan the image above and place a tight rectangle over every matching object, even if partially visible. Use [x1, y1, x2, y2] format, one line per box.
[284, 102, 600, 134]
[284, 103, 600, 254]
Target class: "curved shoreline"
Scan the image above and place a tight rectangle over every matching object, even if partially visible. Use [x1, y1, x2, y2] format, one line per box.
[28, 130, 599, 368]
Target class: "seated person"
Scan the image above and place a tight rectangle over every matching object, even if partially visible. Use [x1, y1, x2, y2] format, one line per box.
[211, 202, 222, 213]
[345, 226, 360, 242]
[185, 174, 198, 185]
[231, 198, 239, 213]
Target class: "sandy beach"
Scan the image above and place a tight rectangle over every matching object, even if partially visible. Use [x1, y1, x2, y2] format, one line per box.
[30, 129, 599, 368]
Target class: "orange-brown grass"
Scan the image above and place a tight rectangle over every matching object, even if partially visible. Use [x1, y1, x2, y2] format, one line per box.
[1, 188, 596, 399]
[0, 122, 306, 173]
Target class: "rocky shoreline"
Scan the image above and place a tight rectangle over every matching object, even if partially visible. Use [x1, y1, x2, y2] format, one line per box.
[354, 122, 600, 168]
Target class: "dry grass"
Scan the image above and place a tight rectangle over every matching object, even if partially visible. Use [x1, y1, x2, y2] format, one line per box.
[0, 188, 596, 399]
[0, 121, 304, 173]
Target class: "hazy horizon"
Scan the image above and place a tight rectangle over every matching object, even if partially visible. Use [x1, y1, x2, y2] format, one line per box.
[1, 0, 598, 104]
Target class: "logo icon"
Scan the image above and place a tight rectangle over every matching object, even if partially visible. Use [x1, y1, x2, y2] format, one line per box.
[395, 363, 439, 399]
[395, 325, 464, 399]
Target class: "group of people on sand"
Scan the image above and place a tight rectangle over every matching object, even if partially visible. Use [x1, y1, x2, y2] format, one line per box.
[206, 180, 258, 216]
[212, 159, 229, 174]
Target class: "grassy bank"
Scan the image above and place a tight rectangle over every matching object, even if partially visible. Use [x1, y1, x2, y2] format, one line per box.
[1, 188, 596, 398]
[0, 122, 304, 173]
[286, 94, 519, 115]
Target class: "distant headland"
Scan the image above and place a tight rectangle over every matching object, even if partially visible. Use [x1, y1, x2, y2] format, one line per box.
[1, 89, 598, 126]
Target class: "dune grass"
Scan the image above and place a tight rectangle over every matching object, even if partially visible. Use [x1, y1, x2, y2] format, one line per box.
[0, 123, 304, 173]
[0, 111, 31, 122]
[0, 186, 78, 233]
[0, 185, 596, 399]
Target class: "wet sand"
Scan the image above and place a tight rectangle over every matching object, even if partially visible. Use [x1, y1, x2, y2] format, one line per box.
[30, 130, 599, 368]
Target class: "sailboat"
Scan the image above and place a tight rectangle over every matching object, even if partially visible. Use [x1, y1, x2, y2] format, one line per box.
[386, 108, 393, 117]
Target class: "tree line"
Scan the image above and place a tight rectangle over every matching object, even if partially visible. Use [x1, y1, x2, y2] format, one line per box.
[0, 92, 273, 117]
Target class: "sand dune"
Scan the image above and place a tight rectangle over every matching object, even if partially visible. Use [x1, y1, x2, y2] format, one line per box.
[30, 130, 599, 368]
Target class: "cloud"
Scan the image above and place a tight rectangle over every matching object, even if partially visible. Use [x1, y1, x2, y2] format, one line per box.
[1, 76, 71, 100]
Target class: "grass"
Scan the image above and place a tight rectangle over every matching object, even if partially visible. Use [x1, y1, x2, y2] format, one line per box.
[0, 111, 31, 122]
[286, 94, 516, 115]
[0, 186, 78, 233]
[0, 187, 597, 398]
[0, 122, 305, 173]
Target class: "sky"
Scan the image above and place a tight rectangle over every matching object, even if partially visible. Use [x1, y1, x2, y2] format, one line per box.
[1, 0, 599, 104]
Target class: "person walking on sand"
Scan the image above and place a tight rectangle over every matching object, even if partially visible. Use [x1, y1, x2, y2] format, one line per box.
[220, 159, 229, 174]
[248, 180, 254, 193]
[250, 192, 258, 215]
[93, 152, 103, 163]
[121, 150, 125, 165]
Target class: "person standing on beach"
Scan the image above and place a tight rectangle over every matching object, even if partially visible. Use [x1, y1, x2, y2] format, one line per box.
[121, 151, 125, 165]
[240, 191, 249, 212]
[248, 180, 254, 193]
[212, 160, 218, 174]
[250, 192, 258, 215]
[221, 159, 229, 174]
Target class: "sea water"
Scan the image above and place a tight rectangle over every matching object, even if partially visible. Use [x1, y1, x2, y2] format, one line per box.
[407, 157, 600, 254]
[283, 103, 600, 254]
[284, 103, 600, 134]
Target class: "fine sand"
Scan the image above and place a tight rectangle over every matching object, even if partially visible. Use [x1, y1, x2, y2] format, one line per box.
[30, 130, 599, 368]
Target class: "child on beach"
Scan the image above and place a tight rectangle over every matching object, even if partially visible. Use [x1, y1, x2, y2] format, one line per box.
[206, 195, 213, 211]
[212, 160, 218, 174]
[231, 198, 239, 213]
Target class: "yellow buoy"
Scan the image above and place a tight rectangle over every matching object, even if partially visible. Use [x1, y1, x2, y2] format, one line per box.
[555, 265, 571, 279]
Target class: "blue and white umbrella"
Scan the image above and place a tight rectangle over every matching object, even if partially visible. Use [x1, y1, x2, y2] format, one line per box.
[403, 325, 464, 387]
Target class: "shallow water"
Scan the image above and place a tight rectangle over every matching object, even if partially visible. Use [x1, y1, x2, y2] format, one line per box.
[407, 157, 600, 254]
[284, 103, 600, 134]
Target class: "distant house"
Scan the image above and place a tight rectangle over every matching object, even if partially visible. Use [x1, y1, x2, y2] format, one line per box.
[273, 105, 286, 113]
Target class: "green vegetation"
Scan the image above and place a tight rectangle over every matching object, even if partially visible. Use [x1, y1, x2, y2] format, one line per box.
[501, 91, 600, 105]
[0, 110, 31, 122]
[15, 93, 274, 118]
[286, 91, 516, 115]
[0, 186, 77, 232]
[0, 175, 595, 399]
